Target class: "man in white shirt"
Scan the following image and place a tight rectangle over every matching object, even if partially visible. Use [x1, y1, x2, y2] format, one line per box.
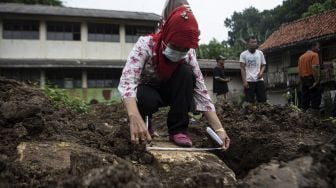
[240, 36, 267, 103]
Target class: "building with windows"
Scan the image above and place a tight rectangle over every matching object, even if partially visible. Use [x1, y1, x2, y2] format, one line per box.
[260, 9, 336, 105]
[260, 9, 336, 89]
[0, 3, 159, 103]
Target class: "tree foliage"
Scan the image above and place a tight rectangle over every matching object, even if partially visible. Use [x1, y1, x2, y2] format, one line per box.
[196, 38, 239, 60]
[303, 0, 336, 17]
[198, 0, 335, 60]
[224, 0, 327, 54]
[0, 0, 63, 6]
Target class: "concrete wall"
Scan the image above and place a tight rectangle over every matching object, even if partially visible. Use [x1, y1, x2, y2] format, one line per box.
[267, 91, 287, 105]
[204, 71, 290, 105]
[66, 88, 121, 104]
[203, 73, 243, 101]
[0, 16, 154, 60]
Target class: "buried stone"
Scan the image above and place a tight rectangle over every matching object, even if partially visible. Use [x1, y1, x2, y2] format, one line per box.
[16, 141, 115, 174]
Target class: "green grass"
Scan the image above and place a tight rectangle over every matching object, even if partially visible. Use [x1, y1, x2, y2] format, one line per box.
[43, 86, 88, 113]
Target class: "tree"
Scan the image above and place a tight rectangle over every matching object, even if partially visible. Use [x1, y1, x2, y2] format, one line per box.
[224, 7, 265, 57]
[303, 3, 326, 17]
[0, 0, 63, 6]
[303, 0, 336, 17]
[225, 0, 322, 48]
[197, 0, 334, 60]
[225, 7, 257, 45]
[196, 38, 238, 60]
[223, 0, 331, 59]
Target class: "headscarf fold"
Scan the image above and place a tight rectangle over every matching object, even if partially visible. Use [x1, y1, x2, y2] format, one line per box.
[162, 0, 189, 23]
[152, 0, 199, 80]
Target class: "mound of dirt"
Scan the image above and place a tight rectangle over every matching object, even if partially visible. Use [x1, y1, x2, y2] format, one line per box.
[0, 79, 233, 188]
[237, 141, 336, 188]
[0, 78, 335, 188]
[140, 101, 336, 187]
[0, 79, 156, 187]
[213, 103, 335, 179]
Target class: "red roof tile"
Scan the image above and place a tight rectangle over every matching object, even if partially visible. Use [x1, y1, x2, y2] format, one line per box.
[260, 9, 336, 52]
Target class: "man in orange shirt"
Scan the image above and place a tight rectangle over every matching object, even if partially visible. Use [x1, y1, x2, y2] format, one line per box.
[298, 41, 321, 112]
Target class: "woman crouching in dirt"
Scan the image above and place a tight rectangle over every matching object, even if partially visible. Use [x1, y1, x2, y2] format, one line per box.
[118, 0, 230, 149]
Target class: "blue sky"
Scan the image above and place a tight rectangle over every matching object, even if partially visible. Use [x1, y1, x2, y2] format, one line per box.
[65, 0, 284, 44]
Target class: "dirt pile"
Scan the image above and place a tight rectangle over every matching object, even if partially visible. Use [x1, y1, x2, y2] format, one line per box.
[133, 99, 336, 187]
[212, 102, 336, 187]
[0, 79, 233, 188]
[237, 141, 336, 187]
[0, 78, 335, 187]
[0, 79, 158, 187]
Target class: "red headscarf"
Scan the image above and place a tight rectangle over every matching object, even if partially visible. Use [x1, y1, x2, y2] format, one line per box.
[152, 5, 199, 80]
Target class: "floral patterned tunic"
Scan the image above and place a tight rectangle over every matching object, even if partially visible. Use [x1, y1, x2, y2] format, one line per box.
[118, 36, 215, 112]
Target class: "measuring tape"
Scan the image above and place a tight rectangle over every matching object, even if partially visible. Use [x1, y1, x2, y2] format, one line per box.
[146, 146, 222, 151]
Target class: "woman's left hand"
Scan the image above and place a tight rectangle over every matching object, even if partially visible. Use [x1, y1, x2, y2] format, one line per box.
[216, 130, 230, 150]
[203, 111, 231, 150]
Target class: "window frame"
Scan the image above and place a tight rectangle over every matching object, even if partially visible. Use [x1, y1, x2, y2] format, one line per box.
[88, 23, 120, 42]
[2, 19, 40, 40]
[46, 21, 81, 41]
[125, 25, 155, 43]
[87, 69, 121, 88]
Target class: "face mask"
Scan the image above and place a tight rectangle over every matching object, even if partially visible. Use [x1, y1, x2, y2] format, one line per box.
[163, 46, 188, 62]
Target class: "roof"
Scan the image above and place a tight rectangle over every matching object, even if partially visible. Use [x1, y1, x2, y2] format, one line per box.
[0, 59, 241, 71]
[260, 9, 336, 52]
[198, 59, 241, 71]
[0, 3, 160, 22]
[0, 59, 126, 68]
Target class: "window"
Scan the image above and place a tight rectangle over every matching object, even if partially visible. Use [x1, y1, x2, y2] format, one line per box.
[47, 21, 81, 41]
[290, 52, 304, 67]
[87, 69, 121, 88]
[46, 69, 82, 88]
[125, 25, 155, 43]
[323, 45, 336, 61]
[88, 23, 119, 42]
[0, 68, 40, 83]
[3, 19, 39, 39]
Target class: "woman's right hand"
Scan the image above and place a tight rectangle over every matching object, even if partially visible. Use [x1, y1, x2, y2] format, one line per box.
[123, 98, 151, 145]
[129, 114, 152, 145]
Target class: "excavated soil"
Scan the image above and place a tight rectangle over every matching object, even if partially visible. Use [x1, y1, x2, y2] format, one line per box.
[214, 104, 335, 176]
[0, 78, 335, 187]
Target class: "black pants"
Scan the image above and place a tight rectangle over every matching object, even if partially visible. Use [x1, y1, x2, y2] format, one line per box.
[301, 76, 322, 110]
[244, 81, 267, 103]
[136, 64, 195, 134]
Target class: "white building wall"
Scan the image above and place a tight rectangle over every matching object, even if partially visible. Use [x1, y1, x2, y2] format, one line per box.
[45, 41, 83, 59]
[267, 92, 287, 105]
[0, 40, 45, 58]
[203, 74, 243, 102]
[0, 16, 153, 61]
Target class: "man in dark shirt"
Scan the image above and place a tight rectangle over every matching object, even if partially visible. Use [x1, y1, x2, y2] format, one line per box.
[213, 55, 231, 103]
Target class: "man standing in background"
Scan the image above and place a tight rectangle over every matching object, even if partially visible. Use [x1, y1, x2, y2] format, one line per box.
[240, 36, 267, 104]
[213, 55, 231, 103]
[298, 41, 321, 114]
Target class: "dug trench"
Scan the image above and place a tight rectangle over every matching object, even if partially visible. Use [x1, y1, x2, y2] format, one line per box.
[0, 78, 335, 187]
